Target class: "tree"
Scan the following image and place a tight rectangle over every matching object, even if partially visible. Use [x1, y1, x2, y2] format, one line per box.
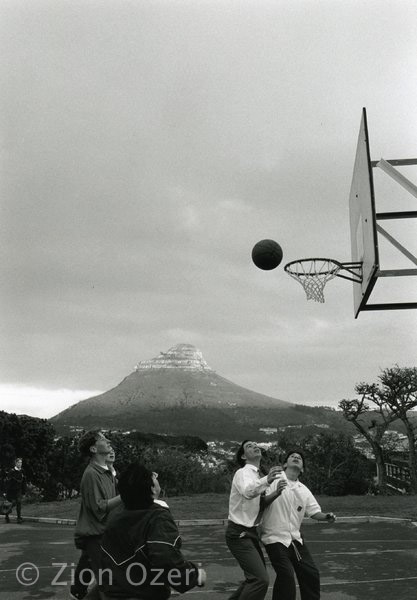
[17, 415, 56, 490]
[339, 392, 397, 492]
[299, 432, 372, 495]
[340, 366, 417, 493]
[45, 436, 87, 500]
[0, 411, 55, 494]
[0, 411, 22, 487]
[377, 366, 417, 492]
[259, 433, 371, 495]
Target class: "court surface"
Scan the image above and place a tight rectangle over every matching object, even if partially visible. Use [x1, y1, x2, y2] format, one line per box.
[1, 518, 417, 600]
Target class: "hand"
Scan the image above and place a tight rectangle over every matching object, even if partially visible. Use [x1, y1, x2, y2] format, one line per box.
[197, 567, 206, 587]
[325, 512, 336, 523]
[267, 466, 284, 484]
[276, 479, 288, 496]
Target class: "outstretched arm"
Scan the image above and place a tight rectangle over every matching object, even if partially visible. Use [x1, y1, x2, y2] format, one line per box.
[310, 511, 336, 523]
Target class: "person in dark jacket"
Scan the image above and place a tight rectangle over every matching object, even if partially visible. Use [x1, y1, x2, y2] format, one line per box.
[99, 462, 206, 600]
[5, 458, 26, 524]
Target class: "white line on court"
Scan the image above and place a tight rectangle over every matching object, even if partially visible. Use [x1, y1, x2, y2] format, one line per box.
[0, 566, 71, 573]
[307, 539, 417, 543]
[48, 541, 71, 544]
[183, 548, 416, 563]
[318, 549, 416, 556]
[321, 577, 417, 586]
[191, 539, 417, 546]
[176, 576, 417, 595]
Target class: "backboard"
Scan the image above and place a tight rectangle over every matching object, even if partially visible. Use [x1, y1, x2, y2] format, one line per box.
[284, 108, 416, 313]
[349, 108, 379, 317]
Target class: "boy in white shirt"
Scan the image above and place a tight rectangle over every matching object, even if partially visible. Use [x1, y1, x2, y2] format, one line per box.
[226, 440, 286, 600]
[260, 450, 336, 600]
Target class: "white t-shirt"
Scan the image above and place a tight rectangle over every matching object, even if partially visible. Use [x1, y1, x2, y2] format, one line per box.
[260, 477, 321, 547]
[228, 464, 269, 527]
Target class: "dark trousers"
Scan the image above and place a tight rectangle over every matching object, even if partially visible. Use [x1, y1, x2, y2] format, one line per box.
[225, 520, 269, 600]
[73, 536, 103, 599]
[265, 540, 320, 600]
[5, 495, 22, 520]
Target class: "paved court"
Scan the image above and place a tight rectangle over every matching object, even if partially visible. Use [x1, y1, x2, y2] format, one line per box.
[1, 518, 417, 600]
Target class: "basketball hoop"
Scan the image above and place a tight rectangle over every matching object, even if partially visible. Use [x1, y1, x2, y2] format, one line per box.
[284, 258, 362, 303]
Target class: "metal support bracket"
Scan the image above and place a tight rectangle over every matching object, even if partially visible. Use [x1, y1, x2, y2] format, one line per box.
[336, 262, 363, 283]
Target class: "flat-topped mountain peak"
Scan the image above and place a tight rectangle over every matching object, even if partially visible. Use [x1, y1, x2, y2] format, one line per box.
[134, 343, 211, 372]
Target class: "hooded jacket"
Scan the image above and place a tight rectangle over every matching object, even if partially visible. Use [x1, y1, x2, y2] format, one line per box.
[99, 503, 199, 599]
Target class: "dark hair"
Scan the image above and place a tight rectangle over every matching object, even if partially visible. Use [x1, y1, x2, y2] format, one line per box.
[284, 449, 306, 471]
[236, 440, 250, 468]
[118, 462, 154, 510]
[78, 430, 102, 458]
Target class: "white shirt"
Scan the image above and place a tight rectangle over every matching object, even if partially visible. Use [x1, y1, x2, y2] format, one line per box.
[260, 477, 321, 547]
[228, 464, 269, 527]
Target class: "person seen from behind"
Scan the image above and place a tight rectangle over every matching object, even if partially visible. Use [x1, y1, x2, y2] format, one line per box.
[99, 461, 206, 599]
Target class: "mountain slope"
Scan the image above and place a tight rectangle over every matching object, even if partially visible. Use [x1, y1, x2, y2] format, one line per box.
[50, 344, 348, 439]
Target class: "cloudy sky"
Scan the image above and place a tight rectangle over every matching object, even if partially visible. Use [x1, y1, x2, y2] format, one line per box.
[1, 0, 416, 419]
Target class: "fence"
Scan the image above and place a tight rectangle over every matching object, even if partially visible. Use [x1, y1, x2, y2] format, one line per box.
[385, 462, 411, 494]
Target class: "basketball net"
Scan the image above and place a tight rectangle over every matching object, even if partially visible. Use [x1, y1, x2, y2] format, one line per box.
[284, 258, 342, 303]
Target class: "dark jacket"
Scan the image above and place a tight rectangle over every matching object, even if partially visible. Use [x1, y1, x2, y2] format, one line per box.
[6, 468, 26, 499]
[99, 504, 199, 599]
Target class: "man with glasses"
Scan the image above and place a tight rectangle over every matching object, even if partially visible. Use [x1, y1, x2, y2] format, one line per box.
[260, 450, 336, 600]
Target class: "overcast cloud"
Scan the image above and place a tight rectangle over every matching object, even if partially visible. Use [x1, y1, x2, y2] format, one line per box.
[1, 0, 416, 418]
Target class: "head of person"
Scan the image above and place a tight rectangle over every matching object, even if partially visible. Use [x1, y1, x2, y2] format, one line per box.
[78, 429, 112, 459]
[236, 440, 262, 467]
[14, 458, 22, 470]
[118, 462, 160, 509]
[283, 450, 305, 474]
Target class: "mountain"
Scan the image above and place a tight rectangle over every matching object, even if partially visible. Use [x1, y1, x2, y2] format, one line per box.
[50, 343, 349, 440]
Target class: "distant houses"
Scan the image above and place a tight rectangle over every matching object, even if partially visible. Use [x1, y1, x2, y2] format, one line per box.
[352, 431, 409, 459]
[259, 427, 278, 435]
[259, 423, 330, 435]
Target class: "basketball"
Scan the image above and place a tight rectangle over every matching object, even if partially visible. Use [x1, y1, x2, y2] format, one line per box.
[252, 239, 283, 270]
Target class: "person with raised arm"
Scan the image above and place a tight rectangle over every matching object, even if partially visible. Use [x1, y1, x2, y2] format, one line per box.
[225, 440, 286, 600]
[260, 450, 336, 600]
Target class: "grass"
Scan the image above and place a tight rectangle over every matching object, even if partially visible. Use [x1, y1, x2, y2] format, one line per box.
[22, 493, 417, 521]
